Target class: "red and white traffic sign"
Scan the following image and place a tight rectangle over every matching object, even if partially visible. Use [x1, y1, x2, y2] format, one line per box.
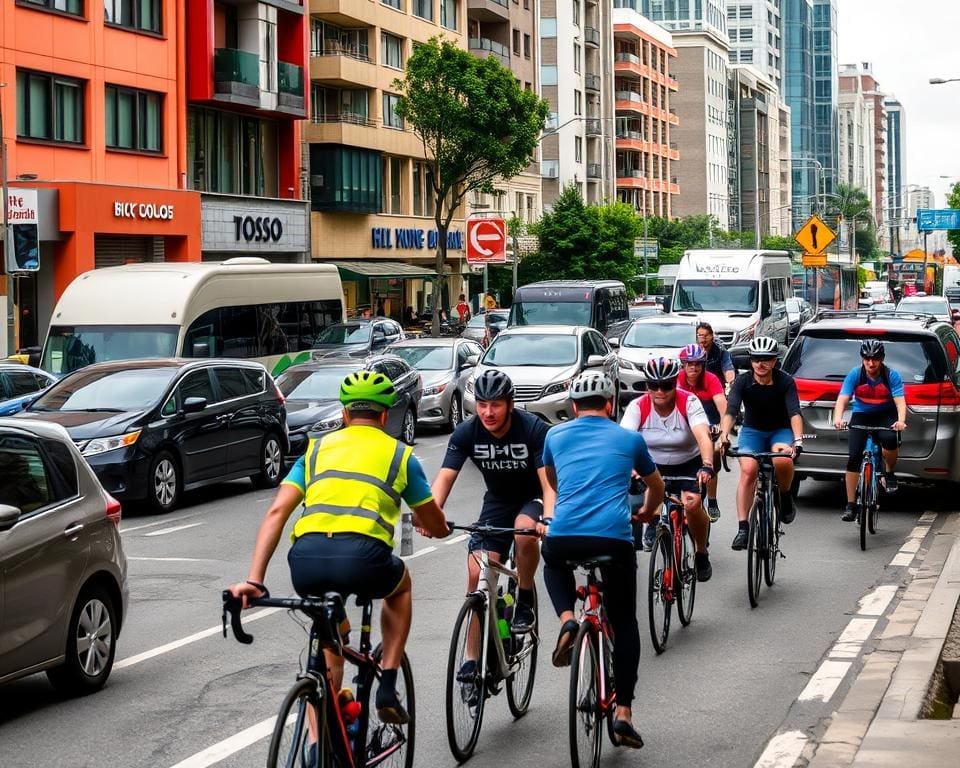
[466, 217, 507, 264]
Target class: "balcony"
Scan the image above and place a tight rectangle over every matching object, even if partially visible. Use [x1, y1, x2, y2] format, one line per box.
[615, 52, 640, 65]
[311, 112, 377, 128]
[469, 37, 509, 65]
[584, 73, 601, 93]
[214, 48, 260, 101]
[310, 51, 378, 88]
[585, 118, 602, 136]
[587, 163, 602, 180]
[468, 0, 510, 22]
[584, 26, 600, 48]
[278, 62, 304, 112]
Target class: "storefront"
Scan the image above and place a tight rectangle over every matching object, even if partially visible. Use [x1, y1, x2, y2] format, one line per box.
[200, 194, 310, 263]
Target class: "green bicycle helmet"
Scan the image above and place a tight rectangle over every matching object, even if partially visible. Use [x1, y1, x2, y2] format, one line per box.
[339, 370, 397, 411]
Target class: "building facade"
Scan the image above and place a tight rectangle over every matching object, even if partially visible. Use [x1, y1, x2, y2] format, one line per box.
[812, 0, 837, 199]
[884, 97, 907, 255]
[838, 62, 886, 227]
[783, 0, 816, 232]
[726, 0, 782, 91]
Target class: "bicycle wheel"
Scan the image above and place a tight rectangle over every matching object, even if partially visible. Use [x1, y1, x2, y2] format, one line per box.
[601, 633, 618, 748]
[676, 525, 697, 627]
[569, 622, 602, 768]
[764, 492, 779, 587]
[445, 595, 487, 763]
[868, 493, 879, 535]
[647, 526, 672, 654]
[358, 648, 415, 768]
[267, 678, 323, 768]
[747, 500, 763, 608]
[505, 585, 538, 719]
[858, 460, 872, 551]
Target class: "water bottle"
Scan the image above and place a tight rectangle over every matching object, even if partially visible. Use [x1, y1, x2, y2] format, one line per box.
[339, 689, 361, 736]
[496, 592, 511, 640]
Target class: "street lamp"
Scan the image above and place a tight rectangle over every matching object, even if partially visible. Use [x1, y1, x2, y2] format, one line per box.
[929, 77, 960, 85]
[791, 156, 824, 217]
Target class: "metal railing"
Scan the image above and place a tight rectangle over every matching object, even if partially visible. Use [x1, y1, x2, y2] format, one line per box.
[584, 26, 600, 46]
[587, 163, 602, 179]
[310, 44, 372, 63]
[585, 118, 603, 135]
[469, 37, 509, 58]
[615, 52, 640, 65]
[278, 62, 303, 96]
[311, 112, 377, 127]
[214, 48, 259, 87]
[616, 90, 642, 102]
[585, 73, 601, 92]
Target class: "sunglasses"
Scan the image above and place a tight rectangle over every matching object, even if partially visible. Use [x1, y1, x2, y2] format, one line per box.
[647, 381, 676, 392]
[862, 355, 883, 362]
[750, 356, 777, 364]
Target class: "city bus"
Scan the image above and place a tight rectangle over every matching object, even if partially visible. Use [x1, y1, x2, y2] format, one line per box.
[41, 259, 345, 377]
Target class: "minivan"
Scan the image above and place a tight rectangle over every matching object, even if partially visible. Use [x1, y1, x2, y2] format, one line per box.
[508, 280, 632, 340]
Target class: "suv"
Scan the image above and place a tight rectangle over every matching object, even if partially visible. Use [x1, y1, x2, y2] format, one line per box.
[310, 318, 405, 358]
[781, 310, 960, 488]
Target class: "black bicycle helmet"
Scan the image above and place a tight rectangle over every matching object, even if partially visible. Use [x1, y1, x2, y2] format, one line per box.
[473, 370, 515, 401]
[860, 339, 885, 358]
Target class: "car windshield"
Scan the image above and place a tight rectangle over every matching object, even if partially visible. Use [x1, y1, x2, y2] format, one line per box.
[622, 323, 694, 349]
[276, 368, 351, 400]
[31, 367, 179, 412]
[317, 325, 371, 345]
[389, 345, 452, 371]
[782, 332, 945, 384]
[510, 300, 592, 326]
[897, 299, 949, 315]
[42, 325, 179, 375]
[483, 334, 578, 367]
[672, 279, 759, 313]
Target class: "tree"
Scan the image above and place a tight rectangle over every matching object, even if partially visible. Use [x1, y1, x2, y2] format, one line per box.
[825, 183, 874, 260]
[525, 186, 601, 281]
[394, 39, 549, 333]
[762, 235, 800, 255]
[947, 182, 960, 256]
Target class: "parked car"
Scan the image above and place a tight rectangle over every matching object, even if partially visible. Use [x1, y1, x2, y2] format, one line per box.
[16, 359, 286, 513]
[628, 304, 664, 320]
[785, 297, 814, 339]
[463, 325, 619, 424]
[894, 295, 952, 321]
[461, 310, 508, 347]
[0, 363, 57, 416]
[310, 318, 405, 358]
[781, 310, 960, 489]
[610, 316, 698, 405]
[0, 418, 128, 694]
[386, 337, 482, 432]
[276, 354, 422, 456]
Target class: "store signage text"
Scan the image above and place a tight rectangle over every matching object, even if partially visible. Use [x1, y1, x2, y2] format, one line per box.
[114, 202, 175, 220]
[234, 215, 284, 243]
[371, 227, 464, 250]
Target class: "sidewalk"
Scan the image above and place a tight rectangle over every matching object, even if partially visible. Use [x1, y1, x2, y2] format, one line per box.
[805, 512, 960, 767]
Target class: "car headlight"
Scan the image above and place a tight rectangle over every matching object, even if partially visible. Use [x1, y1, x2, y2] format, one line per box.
[423, 382, 447, 397]
[543, 378, 574, 397]
[618, 357, 636, 371]
[311, 416, 343, 432]
[81, 430, 141, 457]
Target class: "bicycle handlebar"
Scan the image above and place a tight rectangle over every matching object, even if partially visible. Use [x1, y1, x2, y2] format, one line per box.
[448, 522, 541, 536]
[725, 448, 794, 461]
[221, 589, 352, 645]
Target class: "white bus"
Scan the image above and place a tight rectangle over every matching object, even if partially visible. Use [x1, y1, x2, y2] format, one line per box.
[41, 258, 345, 377]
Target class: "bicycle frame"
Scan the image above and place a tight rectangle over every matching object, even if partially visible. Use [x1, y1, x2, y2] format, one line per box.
[575, 569, 616, 716]
[656, 476, 698, 603]
[468, 549, 529, 686]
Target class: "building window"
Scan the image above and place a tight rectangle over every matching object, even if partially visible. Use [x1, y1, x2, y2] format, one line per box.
[440, 0, 458, 31]
[21, 0, 83, 14]
[574, 89, 582, 115]
[187, 107, 278, 196]
[513, 28, 521, 56]
[104, 0, 161, 34]
[381, 0, 401, 9]
[541, 18, 556, 37]
[381, 33, 404, 69]
[541, 65, 558, 85]
[575, 136, 582, 162]
[740, 27, 752, 41]
[572, 0, 579, 26]
[573, 43, 581, 72]
[413, 0, 432, 21]
[383, 156, 403, 214]
[523, 34, 531, 59]
[15, 69, 84, 144]
[260, 19, 276, 91]
[105, 85, 163, 153]
[383, 92, 404, 129]
[310, 145, 381, 213]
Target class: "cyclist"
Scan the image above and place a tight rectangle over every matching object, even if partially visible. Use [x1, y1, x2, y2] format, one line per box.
[229, 371, 451, 725]
[719, 336, 803, 551]
[832, 339, 907, 522]
[539, 371, 664, 749]
[431, 370, 554, 634]
[678, 343, 728, 521]
[697, 322, 736, 388]
[620, 357, 715, 582]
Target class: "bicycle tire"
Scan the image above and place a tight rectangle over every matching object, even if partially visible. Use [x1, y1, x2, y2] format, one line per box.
[358, 648, 415, 768]
[764, 491, 779, 587]
[647, 526, 672, 654]
[868, 496, 879, 535]
[569, 622, 602, 768]
[267, 678, 323, 768]
[601, 633, 618, 748]
[676, 524, 697, 627]
[505, 585, 538, 719]
[445, 595, 487, 763]
[747, 500, 763, 608]
[858, 459, 871, 551]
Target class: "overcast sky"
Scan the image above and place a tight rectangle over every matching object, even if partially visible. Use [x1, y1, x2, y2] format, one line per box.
[837, 0, 960, 206]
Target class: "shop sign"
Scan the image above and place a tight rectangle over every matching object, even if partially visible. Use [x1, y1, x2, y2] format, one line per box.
[113, 201, 175, 220]
[370, 227, 464, 251]
[234, 215, 283, 243]
[4, 189, 40, 273]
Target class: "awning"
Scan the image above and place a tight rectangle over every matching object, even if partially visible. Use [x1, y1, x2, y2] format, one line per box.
[327, 261, 439, 280]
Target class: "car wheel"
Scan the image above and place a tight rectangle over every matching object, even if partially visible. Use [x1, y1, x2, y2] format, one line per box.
[401, 407, 417, 445]
[46, 585, 118, 696]
[147, 450, 181, 514]
[448, 394, 462, 433]
[252, 432, 286, 489]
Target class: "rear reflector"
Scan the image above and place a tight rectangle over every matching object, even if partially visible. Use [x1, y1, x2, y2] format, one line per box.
[105, 493, 122, 527]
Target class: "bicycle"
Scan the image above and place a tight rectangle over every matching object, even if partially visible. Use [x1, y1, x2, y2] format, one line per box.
[845, 425, 900, 551]
[445, 524, 540, 763]
[647, 476, 701, 654]
[568, 557, 622, 768]
[222, 587, 413, 768]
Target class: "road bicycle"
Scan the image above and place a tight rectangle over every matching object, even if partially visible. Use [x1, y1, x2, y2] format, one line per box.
[846, 425, 899, 551]
[222, 587, 413, 768]
[445, 524, 540, 763]
[647, 476, 701, 654]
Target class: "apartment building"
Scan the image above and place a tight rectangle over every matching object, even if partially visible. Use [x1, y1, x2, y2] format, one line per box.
[540, 0, 617, 207]
[884, 97, 907, 254]
[838, 62, 886, 227]
[726, 0, 781, 91]
[305, 0, 468, 317]
[812, 0, 838, 198]
[783, 0, 815, 232]
[611, 5, 679, 218]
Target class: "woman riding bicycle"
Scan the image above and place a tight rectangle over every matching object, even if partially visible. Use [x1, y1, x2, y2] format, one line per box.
[832, 339, 907, 522]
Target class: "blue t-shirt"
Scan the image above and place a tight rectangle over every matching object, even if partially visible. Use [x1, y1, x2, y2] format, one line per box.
[543, 416, 657, 541]
[839, 365, 904, 414]
[283, 451, 433, 507]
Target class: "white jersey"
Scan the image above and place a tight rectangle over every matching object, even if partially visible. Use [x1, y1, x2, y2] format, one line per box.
[620, 393, 708, 466]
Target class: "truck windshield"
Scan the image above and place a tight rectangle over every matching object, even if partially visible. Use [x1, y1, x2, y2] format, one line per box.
[42, 325, 179, 375]
[673, 280, 758, 313]
[510, 300, 592, 326]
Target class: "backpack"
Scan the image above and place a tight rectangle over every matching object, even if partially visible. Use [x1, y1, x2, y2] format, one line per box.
[637, 389, 692, 428]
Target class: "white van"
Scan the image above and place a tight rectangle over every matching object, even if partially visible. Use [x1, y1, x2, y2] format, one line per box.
[668, 250, 793, 346]
[41, 259, 345, 377]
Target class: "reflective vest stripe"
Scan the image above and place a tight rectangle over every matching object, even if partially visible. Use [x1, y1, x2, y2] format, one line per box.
[386, 442, 406, 487]
[311, 469, 403, 506]
[302, 503, 396, 538]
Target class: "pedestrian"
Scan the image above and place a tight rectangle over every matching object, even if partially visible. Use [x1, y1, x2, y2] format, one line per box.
[455, 294, 471, 324]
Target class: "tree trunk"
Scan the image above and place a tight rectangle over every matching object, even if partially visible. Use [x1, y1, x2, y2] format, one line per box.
[433, 212, 448, 337]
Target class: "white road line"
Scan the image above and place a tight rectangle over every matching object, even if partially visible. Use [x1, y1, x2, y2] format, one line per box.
[797, 660, 852, 703]
[857, 584, 898, 616]
[907, 525, 930, 540]
[829, 642, 863, 659]
[444, 533, 470, 546]
[144, 522, 204, 537]
[167, 716, 277, 768]
[919, 512, 937, 523]
[899, 537, 922, 555]
[835, 617, 877, 646]
[128, 557, 216, 563]
[401, 546, 436, 561]
[122, 516, 197, 533]
[754, 730, 809, 768]
[114, 607, 282, 670]
[889, 551, 914, 567]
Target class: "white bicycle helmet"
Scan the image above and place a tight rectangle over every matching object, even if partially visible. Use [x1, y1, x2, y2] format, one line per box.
[747, 336, 779, 357]
[569, 371, 616, 401]
[643, 357, 681, 383]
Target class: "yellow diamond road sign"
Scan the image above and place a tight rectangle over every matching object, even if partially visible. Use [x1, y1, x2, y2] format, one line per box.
[795, 214, 836, 256]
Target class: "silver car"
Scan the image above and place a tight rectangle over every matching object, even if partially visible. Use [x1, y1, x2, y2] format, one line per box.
[461, 310, 508, 347]
[463, 325, 620, 424]
[0, 418, 128, 693]
[387, 337, 484, 431]
[611, 317, 699, 406]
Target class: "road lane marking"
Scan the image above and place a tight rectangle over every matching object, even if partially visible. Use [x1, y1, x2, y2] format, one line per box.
[144, 522, 204, 537]
[919, 512, 937, 523]
[114, 607, 282, 669]
[907, 525, 930, 540]
[444, 533, 470, 546]
[857, 584, 898, 616]
[168, 716, 277, 768]
[797, 660, 852, 703]
[128, 557, 217, 563]
[754, 730, 808, 768]
[122, 516, 199, 533]
[835, 617, 877, 646]
[401, 546, 436, 561]
[899, 537, 922, 554]
[889, 551, 914, 567]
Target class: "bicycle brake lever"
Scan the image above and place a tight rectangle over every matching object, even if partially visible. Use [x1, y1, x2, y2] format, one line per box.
[221, 590, 254, 644]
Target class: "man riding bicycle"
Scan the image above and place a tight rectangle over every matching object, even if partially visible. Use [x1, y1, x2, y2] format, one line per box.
[539, 371, 664, 749]
[720, 336, 803, 551]
[229, 371, 450, 725]
[620, 357, 716, 582]
[697, 322, 736, 388]
[832, 339, 907, 522]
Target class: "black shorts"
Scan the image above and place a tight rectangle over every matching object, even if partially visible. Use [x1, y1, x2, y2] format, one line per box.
[469, 497, 543, 559]
[846, 411, 900, 472]
[288, 533, 406, 600]
[656, 456, 703, 494]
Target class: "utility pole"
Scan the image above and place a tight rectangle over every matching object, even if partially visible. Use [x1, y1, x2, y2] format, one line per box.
[0, 82, 15, 358]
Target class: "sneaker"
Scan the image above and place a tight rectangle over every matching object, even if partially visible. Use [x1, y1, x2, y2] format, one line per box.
[779, 492, 796, 524]
[456, 660, 480, 707]
[375, 685, 410, 724]
[841, 503, 859, 523]
[731, 528, 749, 551]
[694, 551, 713, 582]
[884, 472, 899, 493]
[511, 602, 536, 634]
[612, 719, 644, 749]
[642, 524, 656, 552]
[706, 498, 721, 523]
[552, 619, 579, 668]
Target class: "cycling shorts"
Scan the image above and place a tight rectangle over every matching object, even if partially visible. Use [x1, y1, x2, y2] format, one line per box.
[737, 426, 794, 455]
[288, 532, 406, 600]
[469, 497, 543, 559]
[656, 456, 703, 494]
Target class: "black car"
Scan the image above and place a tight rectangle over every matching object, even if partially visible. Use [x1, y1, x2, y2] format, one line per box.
[15, 359, 287, 513]
[276, 354, 422, 456]
[310, 318, 405, 358]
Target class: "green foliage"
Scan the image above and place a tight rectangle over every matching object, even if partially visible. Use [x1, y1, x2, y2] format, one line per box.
[762, 235, 800, 255]
[947, 183, 960, 256]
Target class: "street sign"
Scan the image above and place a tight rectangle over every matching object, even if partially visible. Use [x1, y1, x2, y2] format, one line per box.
[802, 253, 828, 268]
[916, 208, 960, 232]
[633, 237, 659, 261]
[466, 217, 507, 264]
[794, 214, 836, 255]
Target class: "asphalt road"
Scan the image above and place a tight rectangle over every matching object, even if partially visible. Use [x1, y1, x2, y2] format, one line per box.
[0, 430, 945, 768]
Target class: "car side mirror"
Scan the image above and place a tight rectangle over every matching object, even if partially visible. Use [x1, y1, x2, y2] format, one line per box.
[0, 504, 20, 532]
[191, 341, 211, 358]
[585, 354, 606, 368]
[182, 396, 207, 414]
[661, 296, 672, 313]
[464, 354, 479, 367]
[373, 332, 387, 345]
[607, 337, 620, 348]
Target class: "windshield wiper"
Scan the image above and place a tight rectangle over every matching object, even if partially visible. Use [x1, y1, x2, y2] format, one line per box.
[728, 313, 754, 317]
[72, 407, 126, 413]
[673, 311, 698, 316]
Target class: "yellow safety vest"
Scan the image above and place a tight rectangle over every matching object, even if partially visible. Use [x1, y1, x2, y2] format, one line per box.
[292, 425, 411, 548]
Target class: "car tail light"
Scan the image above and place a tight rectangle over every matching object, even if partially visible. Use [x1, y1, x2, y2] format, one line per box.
[795, 378, 842, 407]
[907, 381, 960, 413]
[105, 492, 122, 527]
[848, 328, 888, 336]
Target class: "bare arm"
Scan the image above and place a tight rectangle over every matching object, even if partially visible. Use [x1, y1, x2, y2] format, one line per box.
[411, 498, 450, 538]
[712, 392, 728, 423]
[636, 469, 664, 522]
[692, 423, 714, 466]
[893, 395, 907, 427]
[537, 466, 557, 520]
[430, 467, 460, 508]
[833, 394, 851, 428]
[719, 413, 735, 443]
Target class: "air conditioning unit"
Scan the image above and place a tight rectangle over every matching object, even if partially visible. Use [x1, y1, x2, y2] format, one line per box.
[311, 174, 325, 187]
